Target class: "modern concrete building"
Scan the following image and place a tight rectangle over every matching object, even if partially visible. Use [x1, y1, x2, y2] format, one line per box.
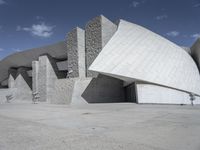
[0, 15, 200, 105]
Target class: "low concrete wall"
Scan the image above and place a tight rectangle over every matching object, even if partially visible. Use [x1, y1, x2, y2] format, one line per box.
[136, 83, 200, 105]
[13, 74, 32, 101]
[51, 79, 75, 104]
[0, 89, 11, 104]
[71, 78, 92, 105]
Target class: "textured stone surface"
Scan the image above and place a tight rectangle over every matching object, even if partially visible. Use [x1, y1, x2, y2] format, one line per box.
[32, 61, 39, 93]
[67, 27, 85, 78]
[89, 20, 200, 95]
[136, 83, 200, 104]
[85, 15, 117, 77]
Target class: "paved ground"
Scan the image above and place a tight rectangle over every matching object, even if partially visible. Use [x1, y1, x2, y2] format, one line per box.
[0, 102, 200, 150]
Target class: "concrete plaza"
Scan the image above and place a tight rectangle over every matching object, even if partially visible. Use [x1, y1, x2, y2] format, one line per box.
[0, 102, 200, 150]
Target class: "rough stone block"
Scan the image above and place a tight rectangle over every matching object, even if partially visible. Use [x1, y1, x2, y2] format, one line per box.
[32, 61, 39, 93]
[67, 27, 85, 78]
[85, 15, 117, 77]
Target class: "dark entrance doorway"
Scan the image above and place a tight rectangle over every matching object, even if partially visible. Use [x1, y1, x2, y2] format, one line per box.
[125, 83, 137, 103]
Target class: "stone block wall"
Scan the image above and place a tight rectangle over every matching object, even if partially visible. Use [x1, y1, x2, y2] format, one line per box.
[67, 27, 85, 78]
[32, 61, 39, 94]
[85, 15, 117, 77]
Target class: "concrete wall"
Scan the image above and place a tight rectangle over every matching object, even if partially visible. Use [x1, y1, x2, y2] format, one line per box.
[51, 79, 75, 104]
[191, 38, 200, 70]
[85, 15, 117, 77]
[136, 83, 200, 105]
[38, 55, 57, 102]
[8, 68, 17, 88]
[32, 61, 39, 94]
[89, 20, 200, 96]
[71, 78, 92, 105]
[0, 89, 11, 104]
[82, 74, 125, 103]
[67, 27, 85, 78]
[13, 74, 32, 101]
[8, 75, 15, 88]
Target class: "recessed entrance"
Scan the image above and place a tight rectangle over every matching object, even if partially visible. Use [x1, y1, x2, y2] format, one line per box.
[125, 83, 137, 103]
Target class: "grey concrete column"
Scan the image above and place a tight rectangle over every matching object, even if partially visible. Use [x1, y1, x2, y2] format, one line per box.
[32, 61, 39, 93]
[85, 15, 117, 77]
[38, 55, 57, 102]
[8, 74, 15, 88]
[66, 27, 85, 78]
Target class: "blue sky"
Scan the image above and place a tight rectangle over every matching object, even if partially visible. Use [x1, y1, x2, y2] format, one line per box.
[0, 0, 200, 59]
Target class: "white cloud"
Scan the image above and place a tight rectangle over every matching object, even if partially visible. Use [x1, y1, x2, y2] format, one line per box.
[17, 22, 55, 38]
[0, 0, 5, 5]
[156, 14, 168, 20]
[0, 48, 4, 51]
[12, 48, 21, 52]
[193, 3, 200, 7]
[132, 1, 140, 7]
[130, 0, 145, 8]
[166, 31, 180, 37]
[191, 33, 200, 39]
[36, 16, 44, 20]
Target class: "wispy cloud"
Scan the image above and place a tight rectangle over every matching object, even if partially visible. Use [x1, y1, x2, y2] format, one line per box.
[155, 14, 168, 20]
[36, 16, 44, 20]
[191, 33, 200, 39]
[17, 22, 55, 38]
[193, 3, 200, 7]
[131, 1, 140, 7]
[166, 31, 180, 37]
[0, 48, 4, 51]
[0, 0, 6, 5]
[130, 0, 145, 8]
[12, 48, 21, 52]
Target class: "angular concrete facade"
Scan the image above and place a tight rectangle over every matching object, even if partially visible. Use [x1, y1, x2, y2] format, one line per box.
[0, 15, 200, 105]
